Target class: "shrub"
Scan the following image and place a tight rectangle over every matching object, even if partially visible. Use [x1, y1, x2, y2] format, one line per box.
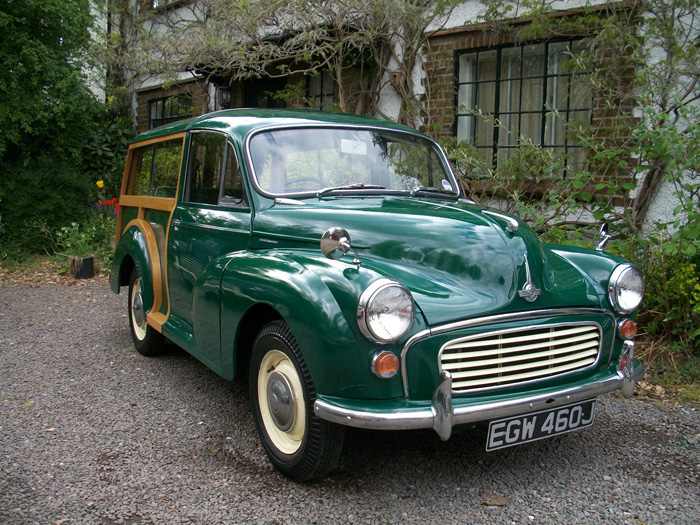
[619, 227, 700, 356]
[0, 156, 93, 255]
[54, 212, 116, 267]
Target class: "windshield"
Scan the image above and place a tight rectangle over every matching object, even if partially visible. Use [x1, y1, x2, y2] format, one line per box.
[248, 127, 459, 196]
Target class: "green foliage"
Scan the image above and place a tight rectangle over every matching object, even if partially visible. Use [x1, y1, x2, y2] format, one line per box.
[83, 105, 136, 197]
[0, 157, 93, 254]
[0, 191, 4, 242]
[440, 132, 582, 235]
[0, 0, 100, 164]
[54, 213, 116, 264]
[0, 1, 131, 258]
[631, 245, 700, 353]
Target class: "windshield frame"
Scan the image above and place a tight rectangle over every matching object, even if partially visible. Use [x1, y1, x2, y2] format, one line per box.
[243, 124, 461, 200]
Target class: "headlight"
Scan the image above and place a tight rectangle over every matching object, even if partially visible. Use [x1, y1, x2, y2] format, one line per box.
[608, 264, 644, 314]
[357, 279, 414, 344]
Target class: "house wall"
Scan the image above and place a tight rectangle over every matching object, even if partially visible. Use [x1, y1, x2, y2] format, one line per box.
[416, 0, 686, 230]
[135, 78, 208, 134]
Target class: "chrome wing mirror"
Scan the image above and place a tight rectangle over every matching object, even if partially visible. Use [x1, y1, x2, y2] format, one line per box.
[596, 222, 612, 252]
[321, 227, 361, 265]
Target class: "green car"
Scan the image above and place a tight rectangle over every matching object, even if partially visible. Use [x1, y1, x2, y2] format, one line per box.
[111, 109, 644, 481]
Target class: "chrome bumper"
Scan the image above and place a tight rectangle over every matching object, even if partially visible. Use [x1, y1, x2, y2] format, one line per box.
[314, 341, 642, 441]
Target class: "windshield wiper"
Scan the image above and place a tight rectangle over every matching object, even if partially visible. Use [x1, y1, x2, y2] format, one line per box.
[317, 183, 386, 198]
[409, 186, 460, 199]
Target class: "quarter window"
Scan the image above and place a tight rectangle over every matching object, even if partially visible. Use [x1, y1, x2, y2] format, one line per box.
[456, 40, 590, 171]
[222, 144, 247, 206]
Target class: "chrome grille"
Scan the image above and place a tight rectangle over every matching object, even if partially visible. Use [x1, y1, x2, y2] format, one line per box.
[440, 323, 601, 392]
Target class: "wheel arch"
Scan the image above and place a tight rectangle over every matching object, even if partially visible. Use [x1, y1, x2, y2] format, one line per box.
[109, 223, 158, 313]
[233, 303, 283, 380]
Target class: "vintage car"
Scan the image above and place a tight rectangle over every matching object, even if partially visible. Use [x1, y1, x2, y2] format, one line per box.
[111, 108, 644, 481]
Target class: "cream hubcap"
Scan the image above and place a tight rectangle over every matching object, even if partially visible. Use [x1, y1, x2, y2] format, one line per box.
[258, 349, 306, 454]
[131, 278, 147, 341]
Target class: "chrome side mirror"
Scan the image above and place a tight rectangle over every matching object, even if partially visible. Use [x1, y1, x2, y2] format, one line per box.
[596, 222, 612, 252]
[321, 227, 361, 265]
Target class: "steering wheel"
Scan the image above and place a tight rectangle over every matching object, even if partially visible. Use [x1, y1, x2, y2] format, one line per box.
[274, 177, 324, 192]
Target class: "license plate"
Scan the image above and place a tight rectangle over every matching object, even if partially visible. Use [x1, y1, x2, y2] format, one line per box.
[486, 399, 596, 451]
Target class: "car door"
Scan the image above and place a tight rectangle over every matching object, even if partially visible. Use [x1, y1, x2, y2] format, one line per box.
[167, 131, 251, 368]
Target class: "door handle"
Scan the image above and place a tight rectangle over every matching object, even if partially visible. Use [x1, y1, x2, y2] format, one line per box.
[172, 218, 181, 231]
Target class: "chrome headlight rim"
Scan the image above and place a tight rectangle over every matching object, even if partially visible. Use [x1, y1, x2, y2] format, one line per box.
[357, 278, 414, 344]
[608, 263, 644, 314]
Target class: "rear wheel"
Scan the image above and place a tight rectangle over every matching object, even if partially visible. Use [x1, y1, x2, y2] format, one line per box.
[128, 267, 165, 356]
[250, 321, 344, 481]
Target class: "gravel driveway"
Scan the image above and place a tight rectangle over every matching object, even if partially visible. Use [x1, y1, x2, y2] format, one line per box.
[1, 283, 699, 524]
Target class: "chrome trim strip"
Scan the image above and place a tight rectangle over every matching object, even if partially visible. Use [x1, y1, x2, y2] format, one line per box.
[314, 358, 643, 436]
[275, 197, 306, 206]
[483, 210, 519, 233]
[400, 308, 616, 398]
[177, 221, 249, 236]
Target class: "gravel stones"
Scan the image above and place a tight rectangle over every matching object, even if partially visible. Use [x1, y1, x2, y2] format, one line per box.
[1, 283, 699, 524]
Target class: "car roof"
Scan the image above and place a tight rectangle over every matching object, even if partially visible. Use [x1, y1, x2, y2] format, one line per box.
[131, 108, 424, 144]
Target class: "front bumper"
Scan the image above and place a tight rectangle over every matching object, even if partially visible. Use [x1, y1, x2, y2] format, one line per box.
[314, 341, 643, 441]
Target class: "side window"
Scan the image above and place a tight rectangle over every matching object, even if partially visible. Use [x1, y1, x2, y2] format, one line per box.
[186, 132, 226, 205]
[128, 138, 183, 197]
[130, 146, 154, 196]
[222, 143, 248, 207]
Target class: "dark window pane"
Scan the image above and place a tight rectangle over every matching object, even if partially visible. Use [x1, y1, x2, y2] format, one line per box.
[500, 79, 521, 113]
[521, 78, 543, 111]
[477, 81, 497, 113]
[149, 96, 192, 129]
[187, 133, 226, 205]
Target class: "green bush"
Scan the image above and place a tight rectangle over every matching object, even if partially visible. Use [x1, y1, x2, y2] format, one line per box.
[620, 230, 700, 355]
[83, 109, 135, 197]
[54, 212, 116, 268]
[0, 156, 93, 255]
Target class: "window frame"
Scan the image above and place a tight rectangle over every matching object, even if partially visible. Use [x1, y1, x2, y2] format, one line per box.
[149, 95, 193, 129]
[124, 136, 185, 198]
[454, 37, 591, 172]
[183, 130, 249, 209]
[308, 70, 335, 111]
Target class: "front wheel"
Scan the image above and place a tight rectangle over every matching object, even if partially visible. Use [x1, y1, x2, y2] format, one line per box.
[128, 267, 165, 356]
[249, 321, 344, 481]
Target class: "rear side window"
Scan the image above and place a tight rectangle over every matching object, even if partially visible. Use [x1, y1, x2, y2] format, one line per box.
[127, 138, 184, 197]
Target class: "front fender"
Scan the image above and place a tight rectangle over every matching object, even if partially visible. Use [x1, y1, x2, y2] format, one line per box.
[545, 244, 627, 309]
[220, 250, 411, 399]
